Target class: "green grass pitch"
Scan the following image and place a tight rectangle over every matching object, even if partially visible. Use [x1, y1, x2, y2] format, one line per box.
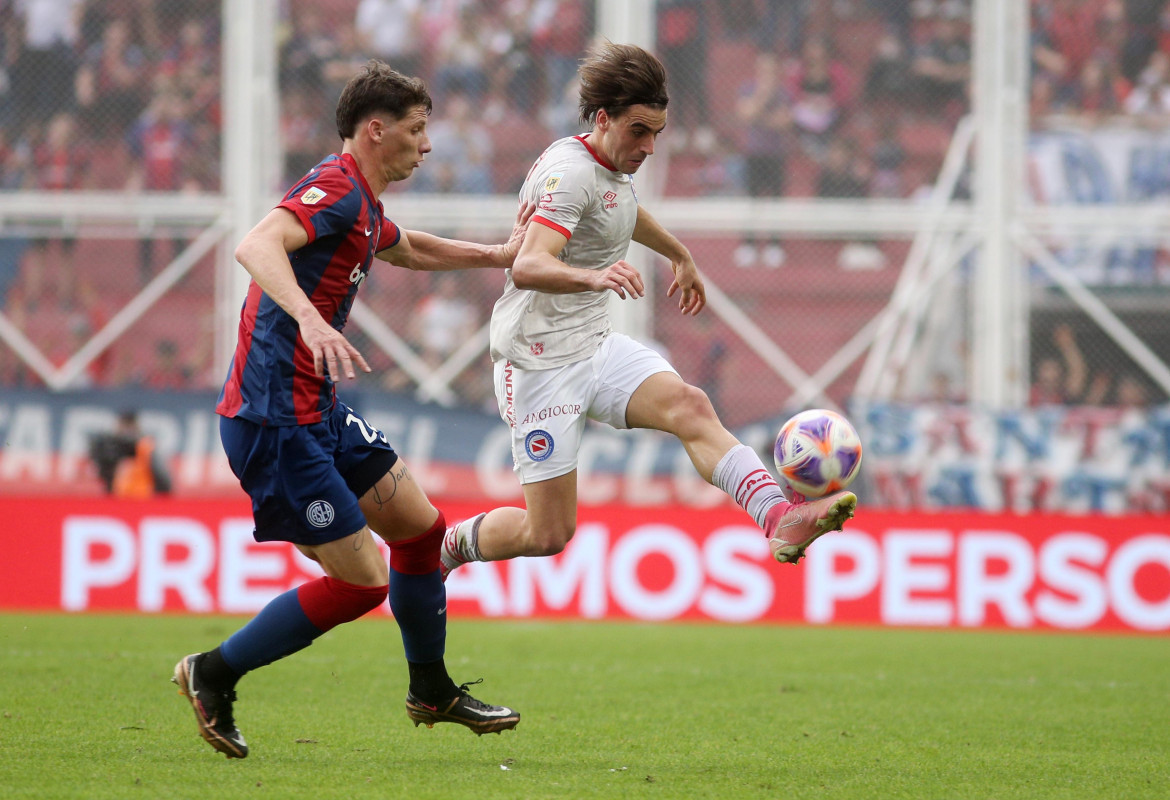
[1, 613, 1167, 799]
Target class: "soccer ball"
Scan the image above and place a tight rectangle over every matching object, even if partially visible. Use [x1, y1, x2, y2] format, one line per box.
[773, 409, 863, 499]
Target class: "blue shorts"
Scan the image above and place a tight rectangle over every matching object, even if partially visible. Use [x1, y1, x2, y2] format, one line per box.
[219, 401, 399, 546]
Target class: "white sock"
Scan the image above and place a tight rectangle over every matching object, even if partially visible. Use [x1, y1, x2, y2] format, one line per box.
[454, 512, 486, 562]
[711, 444, 788, 529]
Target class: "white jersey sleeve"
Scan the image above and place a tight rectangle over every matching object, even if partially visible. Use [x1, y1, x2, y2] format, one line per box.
[489, 136, 638, 369]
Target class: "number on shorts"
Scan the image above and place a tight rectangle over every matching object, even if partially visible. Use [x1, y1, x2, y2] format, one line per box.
[345, 412, 387, 444]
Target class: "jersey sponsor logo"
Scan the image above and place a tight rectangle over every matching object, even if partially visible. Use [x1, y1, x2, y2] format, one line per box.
[300, 186, 327, 205]
[603, 190, 618, 210]
[544, 173, 563, 192]
[530, 342, 544, 356]
[520, 403, 582, 425]
[538, 192, 556, 212]
[525, 430, 554, 462]
[306, 500, 335, 528]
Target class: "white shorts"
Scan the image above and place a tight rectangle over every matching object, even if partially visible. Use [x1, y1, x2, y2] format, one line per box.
[493, 333, 678, 484]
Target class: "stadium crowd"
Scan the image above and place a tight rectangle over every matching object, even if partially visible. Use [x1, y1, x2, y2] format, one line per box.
[0, 0, 1168, 395]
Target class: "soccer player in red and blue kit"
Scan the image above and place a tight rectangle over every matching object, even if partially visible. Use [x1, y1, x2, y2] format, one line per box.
[171, 60, 533, 759]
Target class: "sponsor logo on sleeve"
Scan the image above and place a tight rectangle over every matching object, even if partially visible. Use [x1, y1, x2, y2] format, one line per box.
[525, 430, 554, 462]
[301, 186, 327, 205]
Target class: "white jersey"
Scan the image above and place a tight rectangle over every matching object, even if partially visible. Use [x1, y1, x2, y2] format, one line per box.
[489, 135, 638, 369]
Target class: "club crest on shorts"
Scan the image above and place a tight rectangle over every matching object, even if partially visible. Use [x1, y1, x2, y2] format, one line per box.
[525, 430, 554, 462]
[306, 500, 335, 528]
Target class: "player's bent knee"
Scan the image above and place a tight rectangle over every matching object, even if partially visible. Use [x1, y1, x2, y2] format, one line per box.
[528, 523, 576, 557]
[667, 384, 719, 433]
[388, 512, 446, 574]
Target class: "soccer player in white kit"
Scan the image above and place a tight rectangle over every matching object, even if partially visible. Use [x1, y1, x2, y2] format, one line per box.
[442, 42, 856, 577]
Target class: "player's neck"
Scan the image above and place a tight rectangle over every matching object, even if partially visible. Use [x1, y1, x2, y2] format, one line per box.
[342, 142, 389, 198]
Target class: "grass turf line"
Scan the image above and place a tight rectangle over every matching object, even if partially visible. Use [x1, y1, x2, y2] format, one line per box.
[0, 613, 1167, 799]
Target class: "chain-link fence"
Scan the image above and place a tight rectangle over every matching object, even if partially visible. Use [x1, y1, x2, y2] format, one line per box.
[1, 0, 1168, 510]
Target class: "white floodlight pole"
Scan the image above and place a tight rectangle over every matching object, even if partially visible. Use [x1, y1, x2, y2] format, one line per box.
[971, 0, 1029, 408]
[218, 0, 281, 377]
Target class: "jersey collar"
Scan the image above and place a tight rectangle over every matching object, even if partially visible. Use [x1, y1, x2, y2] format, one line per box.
[574, 135, 619, 173]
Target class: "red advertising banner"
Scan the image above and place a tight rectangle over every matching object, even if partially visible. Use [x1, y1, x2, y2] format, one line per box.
[2, 496, 1167, 632]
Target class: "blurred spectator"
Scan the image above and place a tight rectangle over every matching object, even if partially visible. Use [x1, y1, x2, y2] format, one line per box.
[88, 409, 172, 498]
[126, 85, 196, 278]
[74, 17, 148, 140]
[657, 0, 713, 151]
[818, 136, 887, 270]
[413, 91, 493, 194]
[22, 111, 88, 307]
[9, 0, 85, 135]
[869, 117, 906, 198]
[1067, 56, 1128, 120]
[693, 314, 728, 417]
[166, 16, 219, 124]
[1121, 0, 1168, 83]
[410, 272, 477, 370]
[281, 90, 330, 186]
[1042, 0, 1101, 81]
[863, 30, 914, 116]
[1030, 323, 1088, 406]
[910, 10, 971, 118]
[786, 35, 855, 159]
[432, 4, 491, 101]
[483, 4, 542, 118]
[147, 338, 192, 389]
[734, 50, 792, 270]
[1114, 372, 1151, 410]
[318, 23, 373, 102]
[280, 5, 344, 94]
[1031, 4, 1069, 95]
[816, 136, 868, 199]
[355, 0, 424, 79]
[530, 0, 590, 116]
[1123, 50, 1170, 117]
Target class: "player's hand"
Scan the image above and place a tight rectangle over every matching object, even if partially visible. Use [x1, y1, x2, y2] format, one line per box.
[666, 259, 706, 315]
[300, 318, 371, 381]
[500, 200, 536, 264]
[594, 260, 645, 299]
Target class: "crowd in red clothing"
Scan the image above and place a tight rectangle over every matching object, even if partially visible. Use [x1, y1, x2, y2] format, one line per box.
[1, 0, 1168, 393]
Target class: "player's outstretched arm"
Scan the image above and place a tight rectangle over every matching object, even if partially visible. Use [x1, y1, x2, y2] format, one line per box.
[511, 221, 645, 299]
[633, 206, 706, 315]
[235, 208, 370, 381]
[379, 201, 535, 271]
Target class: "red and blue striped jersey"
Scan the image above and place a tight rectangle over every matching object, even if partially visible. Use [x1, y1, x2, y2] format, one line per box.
[216, 153, 401, 426]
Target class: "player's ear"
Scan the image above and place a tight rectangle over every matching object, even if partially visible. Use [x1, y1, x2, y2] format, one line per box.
[367, 116, 383, 144]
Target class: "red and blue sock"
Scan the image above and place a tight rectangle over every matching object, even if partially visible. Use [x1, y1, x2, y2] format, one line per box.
[387, 514, 448, 664]
[217, 577, 388, 678]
